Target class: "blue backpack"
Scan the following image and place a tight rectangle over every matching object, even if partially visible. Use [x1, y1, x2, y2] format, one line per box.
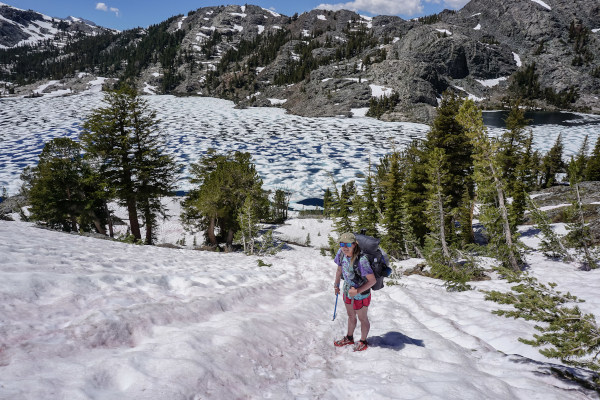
[352, 234, 392, 291]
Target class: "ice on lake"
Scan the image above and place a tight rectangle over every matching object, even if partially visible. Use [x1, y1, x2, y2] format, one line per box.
[1, 93, 599, 203]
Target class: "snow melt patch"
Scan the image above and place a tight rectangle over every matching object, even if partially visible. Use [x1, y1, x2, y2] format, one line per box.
[370, 84, 392, 97]
[230, 12, 247, 18]
[436, 29, 452, 35]
[475, 77, 508, 87]
[177, 16, 187, 30]
[350, 107, 369, 117]
[593, 28, 600, 33]
[345, 77, 367, 82]
[317, 15, 327, 21]
[233, 25, 244, 32]
[257, 25, 265, 34]
[453, 86, 484, 102]
[530, 0, 551, 10]
[143, 83, 157, 95]
[513, 52, 522, 67]
[360, 15, 373, 29]
[262, 7, 280, 17]
[268, 98, 287, 105]
[474, 23, 481, 30]
[85, 77, 108, 93]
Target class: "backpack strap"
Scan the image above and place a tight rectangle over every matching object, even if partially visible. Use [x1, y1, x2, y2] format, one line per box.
[352, 253, 370, 295]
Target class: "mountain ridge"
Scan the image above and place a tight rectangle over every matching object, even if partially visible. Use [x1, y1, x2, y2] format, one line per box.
[0, 0, 598, 122]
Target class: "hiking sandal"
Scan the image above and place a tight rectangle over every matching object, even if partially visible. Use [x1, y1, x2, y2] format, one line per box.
[334, 336, 354, 347]
[354, 339, 368, 352]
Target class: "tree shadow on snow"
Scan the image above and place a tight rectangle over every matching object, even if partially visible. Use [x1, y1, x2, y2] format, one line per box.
[507, 354, 600, 394]
[368, 332, 425, 351]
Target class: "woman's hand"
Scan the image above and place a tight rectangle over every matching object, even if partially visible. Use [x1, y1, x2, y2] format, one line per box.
[348, 287, 358, 297]
[334, 286, 340, 295]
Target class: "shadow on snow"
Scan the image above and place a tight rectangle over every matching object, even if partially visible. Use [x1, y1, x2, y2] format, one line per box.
[368, 331, 425, 351]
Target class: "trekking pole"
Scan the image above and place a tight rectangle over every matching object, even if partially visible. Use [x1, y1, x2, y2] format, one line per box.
[332, 293, 339, 321]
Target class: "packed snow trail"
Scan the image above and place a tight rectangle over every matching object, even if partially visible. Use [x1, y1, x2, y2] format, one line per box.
[0, 221, 597, 399]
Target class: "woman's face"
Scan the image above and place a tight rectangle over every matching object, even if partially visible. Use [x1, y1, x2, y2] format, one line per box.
[341, 242, 355, 256]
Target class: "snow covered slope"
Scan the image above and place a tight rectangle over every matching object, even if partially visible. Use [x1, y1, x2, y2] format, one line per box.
[0, 219, 598, 399]
[0, 2, 110, 48]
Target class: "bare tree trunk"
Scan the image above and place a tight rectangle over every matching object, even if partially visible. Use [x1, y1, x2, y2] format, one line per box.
[144, 209, 153, 245]
[436, 186, 451, 260]
[575, 183, 593, 269]
[105, 202, 114, 238]
[226, 228, 234, 248]
[491, 164, 520, 272]
[126, 197, 141, 240]
[207, 217, 218, 246]
[93, 219, 106, 235]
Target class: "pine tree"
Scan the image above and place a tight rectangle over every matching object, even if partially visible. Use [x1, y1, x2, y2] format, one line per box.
[354, 161, 379, 237]
[484, 272, 600, 371]
[457, 99, 521, 271]
[20, 138, 108, 233]
[517, 131, 540, 191]
[182, 150, 268, 248]
[567, 135, 589, 185]
[235, 195, 260, 254]
[381, 152, 406, 259]
[330, 179, 353, 234]
[457, 186, 475, 246]
[527, 196, 572, 261]
[541, 134, 565, 188]
[81, 85, 179, 244]
[585, 135, 600, 181]
[271, 188, 290, 223]
[499, 102, 529, 193]
[424, 147, 452, 262]
[565, 183, 598, 270]
[401, 140, 429, 246]
[323, 188, 334, 218]
[425, 91, 474, 243]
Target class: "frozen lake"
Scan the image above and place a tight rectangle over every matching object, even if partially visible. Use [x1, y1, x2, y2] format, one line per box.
[1, 93, 599, 204]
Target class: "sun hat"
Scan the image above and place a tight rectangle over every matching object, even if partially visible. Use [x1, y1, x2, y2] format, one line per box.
[338, 232, 356, 243]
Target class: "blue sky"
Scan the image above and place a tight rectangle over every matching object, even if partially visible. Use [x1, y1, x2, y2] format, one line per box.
[3, 0, 470, 30]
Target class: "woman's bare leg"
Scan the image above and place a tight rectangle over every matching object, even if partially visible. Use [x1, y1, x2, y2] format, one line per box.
[345, 302, 357, 337]
[355, 306, 370, 341]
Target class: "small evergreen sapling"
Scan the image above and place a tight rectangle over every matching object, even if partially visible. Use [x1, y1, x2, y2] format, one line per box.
[457, 100, 521, 271]
[527, 196, 573, 261]
[484, 271, 600, 372]
[565, 183, 598, 270]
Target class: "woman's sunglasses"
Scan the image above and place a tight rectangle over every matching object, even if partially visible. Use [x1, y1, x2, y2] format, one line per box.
[339, 242, 353, 248]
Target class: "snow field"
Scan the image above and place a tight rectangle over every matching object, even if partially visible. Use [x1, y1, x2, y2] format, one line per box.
[1, 217, 599, 399]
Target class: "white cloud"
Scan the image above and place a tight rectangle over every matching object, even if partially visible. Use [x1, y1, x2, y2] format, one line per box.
[442, 0, 470, 8]
[96, 2, 120, 17]
[316, 0, 469, 16]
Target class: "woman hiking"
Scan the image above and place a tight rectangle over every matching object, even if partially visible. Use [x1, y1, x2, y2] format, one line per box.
[333, 232, 376, 351]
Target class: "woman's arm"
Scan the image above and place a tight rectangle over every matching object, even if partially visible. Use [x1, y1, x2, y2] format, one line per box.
[348, 273, 376, 297]
[334, 265, 342, 294]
